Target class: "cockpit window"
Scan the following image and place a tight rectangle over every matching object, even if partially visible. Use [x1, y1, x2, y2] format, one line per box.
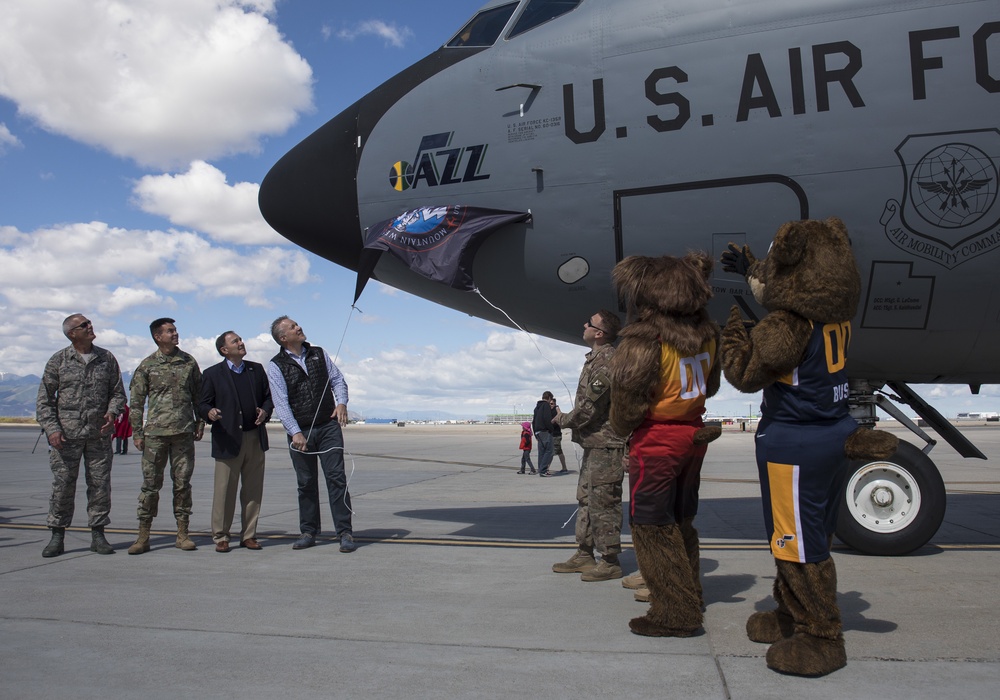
[447, 3, 519, 47]
[508, 0, 582, 38]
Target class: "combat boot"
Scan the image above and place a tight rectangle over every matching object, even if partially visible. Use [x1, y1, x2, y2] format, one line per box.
[581, 556, 623, 582]
[552, 548, 597, 573]
[42, 527, 65, 558]
[90, 527, 115, 555]
[175, 520, 197, 551]
[622, 570, 645, 589]
[128, 520, 152, 555]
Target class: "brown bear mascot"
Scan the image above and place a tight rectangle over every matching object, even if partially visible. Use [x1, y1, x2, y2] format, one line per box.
[608, 252, 722, 637]
[720, 217, 897, 677]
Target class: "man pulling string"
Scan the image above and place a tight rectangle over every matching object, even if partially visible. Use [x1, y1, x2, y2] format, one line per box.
[265, 315, 358, 553]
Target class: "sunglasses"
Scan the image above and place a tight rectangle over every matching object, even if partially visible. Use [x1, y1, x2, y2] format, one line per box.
[71, 320, 93, 331]
[585, 320, 607, 333]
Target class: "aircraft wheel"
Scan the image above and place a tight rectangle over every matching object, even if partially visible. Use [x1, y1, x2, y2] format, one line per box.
[835, 441, 946, 556]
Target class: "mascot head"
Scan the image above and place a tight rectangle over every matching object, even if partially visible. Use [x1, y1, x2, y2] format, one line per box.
[613, 251, 713, 319]
[747, 217, 860, 323]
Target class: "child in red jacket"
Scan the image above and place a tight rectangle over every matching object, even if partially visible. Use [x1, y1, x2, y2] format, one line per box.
[517, 422, 536, 474]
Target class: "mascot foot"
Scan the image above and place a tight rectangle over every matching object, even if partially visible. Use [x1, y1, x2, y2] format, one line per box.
[628, 615, 699, 638]
[845, 427, 899, 460]
[766, 633, 846, 677]
[746, 609, 793, 644]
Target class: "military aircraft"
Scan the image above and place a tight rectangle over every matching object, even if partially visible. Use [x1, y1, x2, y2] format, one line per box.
[259, 0, 1000, 556]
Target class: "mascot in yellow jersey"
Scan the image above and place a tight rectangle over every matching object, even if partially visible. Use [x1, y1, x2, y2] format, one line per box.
[720, 217, 897, 677]
[609, 252, 721, 637]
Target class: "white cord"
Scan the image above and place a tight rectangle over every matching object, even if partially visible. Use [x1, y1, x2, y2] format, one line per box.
[287, 443, 357, 516]
[562, 508, 578, 528]
[473, 287, 574, 403]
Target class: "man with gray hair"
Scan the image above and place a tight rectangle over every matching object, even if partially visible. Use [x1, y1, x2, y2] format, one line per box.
[265, 316, 356, 552]
[36, 314, 126, 557]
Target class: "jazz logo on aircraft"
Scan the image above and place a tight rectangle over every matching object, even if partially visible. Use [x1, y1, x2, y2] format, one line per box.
[389, 132, 490, 191]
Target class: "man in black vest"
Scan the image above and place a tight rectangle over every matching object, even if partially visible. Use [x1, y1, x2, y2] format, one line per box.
[265, 316, 356, 552]
[199, 331, 273, 553]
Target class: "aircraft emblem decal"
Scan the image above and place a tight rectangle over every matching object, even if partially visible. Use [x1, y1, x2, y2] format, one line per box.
[882, 129, 1000, 269]
[915, 159, 991, 222]
[388, 131, 490, 192]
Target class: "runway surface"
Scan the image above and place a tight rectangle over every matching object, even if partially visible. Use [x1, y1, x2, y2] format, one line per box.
[1, 422, 998, 699]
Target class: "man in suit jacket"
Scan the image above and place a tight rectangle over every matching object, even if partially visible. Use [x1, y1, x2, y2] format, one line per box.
[199, 331, 273, 552]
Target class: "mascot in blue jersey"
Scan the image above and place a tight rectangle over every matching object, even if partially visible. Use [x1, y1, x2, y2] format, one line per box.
[720, 217, 897, 677]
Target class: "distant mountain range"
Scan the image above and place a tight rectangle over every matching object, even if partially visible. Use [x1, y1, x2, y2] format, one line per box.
[0, 373, 42, 418]
[0, 373, 482, 422]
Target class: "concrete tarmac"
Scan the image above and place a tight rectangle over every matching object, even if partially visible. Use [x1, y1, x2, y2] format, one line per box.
[1, 422, 999, 699]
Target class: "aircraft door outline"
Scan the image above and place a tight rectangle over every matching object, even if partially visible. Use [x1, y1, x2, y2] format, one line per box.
[612, 174, 810, 322]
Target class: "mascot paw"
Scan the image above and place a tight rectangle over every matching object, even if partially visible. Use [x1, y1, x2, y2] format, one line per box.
[766, 632, 846, 677]
[844, 428, 899, 461]
[720, 242, 755, 277]
[746, 609, 793, 644]
[693, 426, 722, 445]
[726, 305, 745, 328]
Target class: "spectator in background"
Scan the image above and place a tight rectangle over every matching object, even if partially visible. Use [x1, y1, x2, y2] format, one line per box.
[550, 397, 569, 473]
[114, 403, 132, 455]
[517, 421, 536, 474]
[532, 390, 555, 477]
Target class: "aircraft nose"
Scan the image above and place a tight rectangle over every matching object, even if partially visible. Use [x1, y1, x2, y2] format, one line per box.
[258, 102, 363, 271]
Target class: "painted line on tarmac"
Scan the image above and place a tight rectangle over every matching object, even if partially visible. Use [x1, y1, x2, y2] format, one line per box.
[349, 454, 768, 483]
[348, 452, 511, 469]
[5, 523, 999, 551]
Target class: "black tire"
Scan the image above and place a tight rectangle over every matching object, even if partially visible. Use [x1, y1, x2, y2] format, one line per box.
[835, 441, 946, 556]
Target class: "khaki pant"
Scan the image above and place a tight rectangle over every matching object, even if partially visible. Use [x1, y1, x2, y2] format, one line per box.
[137, 433, 195, 522]
[48, 435, 113, 528]
[211, 431, 265, 543]
[575, 446, 626, 556]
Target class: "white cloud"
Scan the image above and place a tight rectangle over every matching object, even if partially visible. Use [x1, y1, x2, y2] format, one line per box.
[0, 304, 278, 381]
[0, 0, 312, 169]
[0, 123, 20, 154]
[344, 330, 585, 415]
[101, 287, 167, 316]
[0, 221, 314, 314]
[132, 161, 285, 245]
[336, 20, 414, 48]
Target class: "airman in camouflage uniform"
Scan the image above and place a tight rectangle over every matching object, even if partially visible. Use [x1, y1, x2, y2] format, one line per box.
[36, 314, 126, 557]
[127, 317, 204, 554]
[552, 310, 628, 581]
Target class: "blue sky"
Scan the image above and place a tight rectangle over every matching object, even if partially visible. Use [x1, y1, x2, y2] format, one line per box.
[0, 0, 996, 420]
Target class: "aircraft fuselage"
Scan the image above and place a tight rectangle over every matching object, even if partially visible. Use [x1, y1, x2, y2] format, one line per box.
[261, 0, 1000, 385]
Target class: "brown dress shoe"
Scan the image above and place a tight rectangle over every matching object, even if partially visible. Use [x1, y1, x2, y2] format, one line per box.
[240, 538, 262, 550]
[215, 540, 231, 553]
